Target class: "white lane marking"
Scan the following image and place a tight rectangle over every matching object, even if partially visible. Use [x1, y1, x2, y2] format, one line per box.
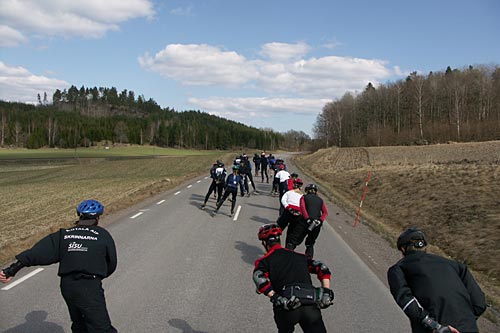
[197, 180, 201, 183]
[1, 268, 44, 291]
[157, 200, 165, 205]
[187, 185, 192, 188]
[174, 191, 181, 195]
[233, 205, 242, 222]
[130, 212, 143, 219]
[204, 177, 208, 179]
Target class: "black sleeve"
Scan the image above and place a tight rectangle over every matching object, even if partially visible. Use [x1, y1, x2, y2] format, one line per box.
[458, 263, 486, 317]
[253, 258, 272, 295]
[387, 265, 428, 323]
[105, 233, 117, 277]
[16, 230, 62, 267]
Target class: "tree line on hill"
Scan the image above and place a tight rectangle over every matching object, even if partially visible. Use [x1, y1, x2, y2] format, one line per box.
[314, 64, 500, 147]
[0, 87, 287, 151]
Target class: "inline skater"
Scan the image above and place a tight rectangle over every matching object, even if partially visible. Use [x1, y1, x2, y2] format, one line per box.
[387, 227, 486, 333]
[239, 154, 258, 196]
[277, 178, 304, 235]
[271, 163, 285, 196]
[260, 152, 269, 183]
[253, 153, 261, 176]
[294, 184, 329, 258]
[287, 173, 299, 191]
[253, 223, 334, 333]
[201, 161, 227, 209]
[275, 164, 291, 201]
[212, 165, 245, 217]
[0, 200, 118, 333]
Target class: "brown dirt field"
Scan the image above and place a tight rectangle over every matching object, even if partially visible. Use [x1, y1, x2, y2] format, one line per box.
[0, 153, 235, 265]
[295, 140, 500, 324]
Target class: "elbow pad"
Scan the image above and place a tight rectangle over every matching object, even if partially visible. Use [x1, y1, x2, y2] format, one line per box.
[3, 260, 25, 278]
[253, 270, 271, 294]
[311, 259, 331, 277]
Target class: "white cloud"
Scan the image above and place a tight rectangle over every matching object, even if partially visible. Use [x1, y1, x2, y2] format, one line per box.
[139, 44, 259, 86]
[170, 6, 194, 17]
[142, 42, 403, 134]
[259, 42, 311, 62]
[188, 96, 332, 119]
[140, 42, 396, 99]
[0, 61, 68, 103]
[0, 0, 155, 41]
[0, 25, 28, 47]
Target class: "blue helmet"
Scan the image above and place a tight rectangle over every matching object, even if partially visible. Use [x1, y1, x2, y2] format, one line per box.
[77, 199, 104, 217]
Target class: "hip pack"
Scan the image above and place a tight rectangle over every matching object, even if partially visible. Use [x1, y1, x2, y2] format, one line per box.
[280, 285, 316, 305]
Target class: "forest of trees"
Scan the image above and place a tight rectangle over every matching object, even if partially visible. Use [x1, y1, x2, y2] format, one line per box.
[0, 85, 285, 150]
[314, 65, 500, 147]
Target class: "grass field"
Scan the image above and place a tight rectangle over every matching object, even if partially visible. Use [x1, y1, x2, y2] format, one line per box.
[294, 140, 500, 319]
[0, 145, 211, 159]
[0, 146, 233, 264]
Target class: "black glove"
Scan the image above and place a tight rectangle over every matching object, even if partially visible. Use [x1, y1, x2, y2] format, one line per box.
[270, 294, 301, 310]
[421, 315, 451, 333]
[317, 287, 334, 309]
[3, 260, 25, 278]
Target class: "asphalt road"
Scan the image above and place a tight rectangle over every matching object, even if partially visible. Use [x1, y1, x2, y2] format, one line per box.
[0, 157, 410, 332]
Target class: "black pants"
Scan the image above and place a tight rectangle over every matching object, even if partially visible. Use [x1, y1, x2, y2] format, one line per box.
[216, 187, 238, 213]
[204, 181, 223, 204]
[261, 166, 269, 182]
[273, 306, 326, 333]
[244, 173, 256, 191]
[60, 275, 117, 333]
[272, 177, 280, 193]
[284, 218, 321, 252]
[277, 210, 302, 232]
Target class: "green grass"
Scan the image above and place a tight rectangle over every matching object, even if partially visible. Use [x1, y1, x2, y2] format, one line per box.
[0, 145, 216, 159]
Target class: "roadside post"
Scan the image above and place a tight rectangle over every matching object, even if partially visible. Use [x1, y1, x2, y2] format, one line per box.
[354, 170, 371, 227]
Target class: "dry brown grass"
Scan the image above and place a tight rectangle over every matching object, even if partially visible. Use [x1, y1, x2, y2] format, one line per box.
[0, 153, 234, 265]
[295, 141, 500, 315]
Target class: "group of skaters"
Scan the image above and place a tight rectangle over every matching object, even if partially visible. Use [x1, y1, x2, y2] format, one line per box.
[200, 153, 261, 217]
[0, 153, 488, 332]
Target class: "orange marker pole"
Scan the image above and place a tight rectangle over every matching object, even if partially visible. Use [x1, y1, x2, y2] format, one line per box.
[354, 170, 371, 227]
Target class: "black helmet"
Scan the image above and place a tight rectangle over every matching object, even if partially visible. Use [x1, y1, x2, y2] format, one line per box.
[397, 227, 427, 251]
[305, 184, 318, 193]
[290, 172, 299, 178]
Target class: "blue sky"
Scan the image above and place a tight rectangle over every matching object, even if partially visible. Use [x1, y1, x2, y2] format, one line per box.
[1, 0, 499, 137]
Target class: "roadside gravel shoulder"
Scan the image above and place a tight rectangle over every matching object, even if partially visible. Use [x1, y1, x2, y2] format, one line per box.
[290, 154, 498, 332]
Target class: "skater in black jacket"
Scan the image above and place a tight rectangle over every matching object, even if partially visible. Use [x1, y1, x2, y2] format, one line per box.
[0, 199, 117, 333]
[387, 227, 486, 333]
[253, 223, 334, 333]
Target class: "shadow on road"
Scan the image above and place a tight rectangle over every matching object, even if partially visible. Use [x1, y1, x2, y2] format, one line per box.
[235, 240, 264, 266]
[250, 215, 275, 224]
[246, 202, 278, 211]
[168, 318, 208, 333]
[2, 310, 64, 333]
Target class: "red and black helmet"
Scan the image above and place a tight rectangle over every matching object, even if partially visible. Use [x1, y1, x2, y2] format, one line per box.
[278, 164, 285, 170]
[293, 178, 303, 188]
[258, 223, 282, 241]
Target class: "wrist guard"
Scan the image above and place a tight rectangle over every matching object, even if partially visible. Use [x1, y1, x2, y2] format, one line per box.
[3, 260, 25, 278]
[421, 315, 442, 330]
